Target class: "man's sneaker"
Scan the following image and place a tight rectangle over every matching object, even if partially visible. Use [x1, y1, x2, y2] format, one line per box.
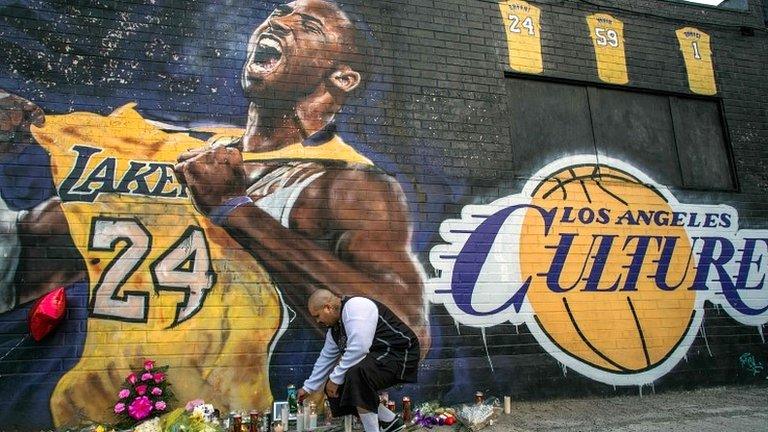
[380, 415, 405, 432]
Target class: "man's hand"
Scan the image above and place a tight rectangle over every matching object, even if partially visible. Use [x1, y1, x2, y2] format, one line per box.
[174, 146, 248, 215]
[0, 90, 45, 158]
[298, 387, 308, 404]
[324, 380, 339, 398]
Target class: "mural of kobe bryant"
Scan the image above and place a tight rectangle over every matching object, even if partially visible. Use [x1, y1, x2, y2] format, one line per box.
[0, 0, 429, 427]
[221, 0, 433, 397]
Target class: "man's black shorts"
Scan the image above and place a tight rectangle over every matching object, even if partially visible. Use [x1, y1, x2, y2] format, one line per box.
[326, 352, 417, 416]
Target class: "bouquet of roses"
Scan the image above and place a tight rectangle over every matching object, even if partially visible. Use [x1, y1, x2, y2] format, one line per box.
[113, 359, 175, 428]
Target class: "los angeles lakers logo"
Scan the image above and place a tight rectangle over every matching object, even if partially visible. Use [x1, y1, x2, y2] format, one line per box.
[429, 156, 768, 385]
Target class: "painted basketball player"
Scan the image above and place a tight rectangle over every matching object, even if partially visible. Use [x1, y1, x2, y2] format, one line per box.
[174, 0, 430, 347]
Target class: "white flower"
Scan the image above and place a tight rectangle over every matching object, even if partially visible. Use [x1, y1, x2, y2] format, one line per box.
[133, 417, 162, 432]
[192, 403, 217, 423]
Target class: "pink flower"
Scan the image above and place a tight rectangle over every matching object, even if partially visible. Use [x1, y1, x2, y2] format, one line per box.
[151, 387, 163, 396]
[185, 399, 205, 411]
[143, 359, 155, 371]
[128, 396, 153, 421]
[127, 373, 137, 384]
[135, 384, 148, 396]
[153, 372, 165, 383]
[114, 402, 126, 414]
[118, 388, 130, 399]
[155, 400, 167, 411]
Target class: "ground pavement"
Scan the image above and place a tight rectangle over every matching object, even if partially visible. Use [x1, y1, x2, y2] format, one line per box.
[469, 385, 768, 432]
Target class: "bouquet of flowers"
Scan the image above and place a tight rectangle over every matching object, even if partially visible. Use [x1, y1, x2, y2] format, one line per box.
[160, 400, 223, 432]
[113, 359, 175, 428]
[408, 402, 457, 429]
[186, 399, 218, 423]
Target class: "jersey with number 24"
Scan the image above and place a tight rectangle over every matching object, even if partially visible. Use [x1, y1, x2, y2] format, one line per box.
[32, 104, 281, 426]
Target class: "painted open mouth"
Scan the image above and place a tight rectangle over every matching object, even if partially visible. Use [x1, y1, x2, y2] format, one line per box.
[248, 35, 283, 75]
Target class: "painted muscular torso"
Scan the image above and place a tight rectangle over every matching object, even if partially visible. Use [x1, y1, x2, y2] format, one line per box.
[241, 158, 431, 361]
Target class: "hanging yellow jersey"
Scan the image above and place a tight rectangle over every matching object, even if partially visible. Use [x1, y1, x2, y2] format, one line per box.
[586, 13, 629, 85]
[499, 0, 544, 74]
[676, 27, 717, 96]
[31, 104, 283, 426]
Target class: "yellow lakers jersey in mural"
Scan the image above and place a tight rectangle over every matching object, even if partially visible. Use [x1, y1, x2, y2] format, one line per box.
[30, 104, 371, 426]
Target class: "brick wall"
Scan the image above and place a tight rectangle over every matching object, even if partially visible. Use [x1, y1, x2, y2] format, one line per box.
[0, 0, 766, 429]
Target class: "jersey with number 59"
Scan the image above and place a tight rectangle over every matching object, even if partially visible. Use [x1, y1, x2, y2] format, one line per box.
[31, 104, 282, 426]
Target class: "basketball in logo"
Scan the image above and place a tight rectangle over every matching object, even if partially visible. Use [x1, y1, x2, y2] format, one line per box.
[519, 164, 697, 373]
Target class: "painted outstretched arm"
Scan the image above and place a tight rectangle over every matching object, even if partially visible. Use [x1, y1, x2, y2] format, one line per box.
[0, 89, 46, 311]
[16, 198, 87, 305]
[0, 89, 85, 309]
[174, 146, 430, 358]
[0, 199, 80, 314]
[0, 91, 86, 311]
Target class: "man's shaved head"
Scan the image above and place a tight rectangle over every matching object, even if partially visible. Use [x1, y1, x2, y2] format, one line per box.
[308, 289, 342, 328]
[308, 288, 337, 310]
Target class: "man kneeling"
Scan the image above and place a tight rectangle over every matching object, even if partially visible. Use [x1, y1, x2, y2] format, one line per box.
[298, 289, 419, 432]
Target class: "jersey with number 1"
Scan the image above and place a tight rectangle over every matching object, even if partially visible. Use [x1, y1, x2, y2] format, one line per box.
[32, 104, 282, 426]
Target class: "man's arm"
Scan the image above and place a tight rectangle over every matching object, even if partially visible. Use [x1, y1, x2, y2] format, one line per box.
[328, 297, 377, 385]
[175, 147, 430, 358]
[302, 330, 341, 393]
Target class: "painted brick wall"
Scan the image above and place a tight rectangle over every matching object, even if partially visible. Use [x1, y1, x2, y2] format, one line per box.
[0, 0, 766, 429]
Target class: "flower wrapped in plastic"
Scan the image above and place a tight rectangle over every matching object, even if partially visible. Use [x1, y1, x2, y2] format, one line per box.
[409, 402, 457, 429]
[186, 399, 218, 424]
[162, 403, 223, 432]
[132, 417, 162, 432]
[112, 359, 175, 429]
[454, 401, 497, 431]
[412, 410, 439, 429]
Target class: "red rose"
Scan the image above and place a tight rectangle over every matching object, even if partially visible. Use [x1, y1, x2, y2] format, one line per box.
[153, 372, 165, 383]
[135, 384, 148, 396]
[127, 373, 137, 384]
[143, 359, 155, 371]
